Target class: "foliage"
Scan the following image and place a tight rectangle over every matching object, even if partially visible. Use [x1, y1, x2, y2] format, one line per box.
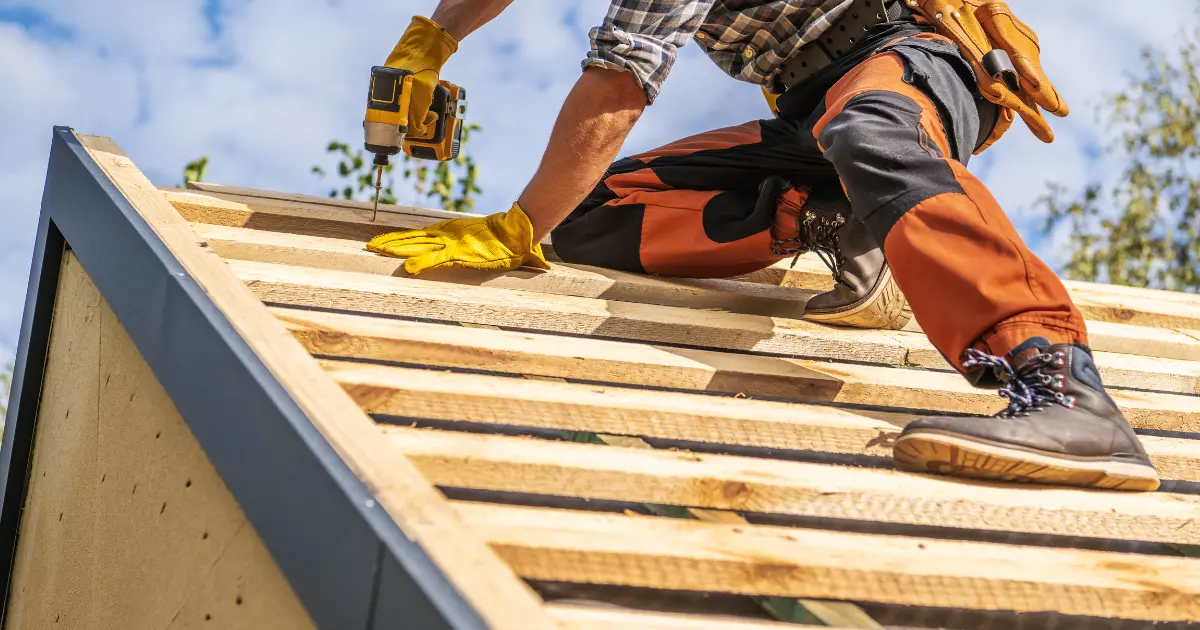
[182, 156, 209, 187]
[1039, 27, 1200, 291]
[312, 142, 398, 205]
[312, 123, 483, 213]
[1, 361, 11, 419]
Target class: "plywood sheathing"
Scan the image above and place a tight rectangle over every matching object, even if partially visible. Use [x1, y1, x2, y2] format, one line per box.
[6, 253, 316, 630]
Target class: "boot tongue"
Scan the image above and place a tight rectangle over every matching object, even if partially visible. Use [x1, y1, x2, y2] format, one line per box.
[1006, 336, 1052, 369]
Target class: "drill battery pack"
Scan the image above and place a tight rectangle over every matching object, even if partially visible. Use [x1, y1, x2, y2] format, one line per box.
[405, 81, 466, 162]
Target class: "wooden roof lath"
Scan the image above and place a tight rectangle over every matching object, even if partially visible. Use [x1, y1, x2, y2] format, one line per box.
[3, 128, 1200, 629]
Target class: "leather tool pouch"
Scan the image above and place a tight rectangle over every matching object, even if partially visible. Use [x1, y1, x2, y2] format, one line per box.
[906, 0, 1058, 152]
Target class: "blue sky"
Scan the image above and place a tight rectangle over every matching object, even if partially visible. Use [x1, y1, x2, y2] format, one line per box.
[0, 0, 1197, 362]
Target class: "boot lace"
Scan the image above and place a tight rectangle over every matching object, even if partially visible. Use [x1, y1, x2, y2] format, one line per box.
[962, 348, 1077, 418]
[771, 209, 848, 284]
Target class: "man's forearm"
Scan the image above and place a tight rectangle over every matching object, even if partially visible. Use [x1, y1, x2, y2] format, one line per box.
[431, 0, 514, 41]
[518, 67, 648, 242]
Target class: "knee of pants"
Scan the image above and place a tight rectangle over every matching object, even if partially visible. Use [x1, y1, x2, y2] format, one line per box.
[817, 91, 965, 246]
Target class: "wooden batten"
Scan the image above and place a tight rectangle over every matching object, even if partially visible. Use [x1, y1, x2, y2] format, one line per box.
[384, 427, 1200, 546]
[192, 222, 816, 320]
[325, 358, 1200, 482]
[231, 255, 1200, 380]
[169, 188, 1200, 334]
[459, 502, 1200, 622]
[547, 605, 814, 629]
[5, 253, 316, 629]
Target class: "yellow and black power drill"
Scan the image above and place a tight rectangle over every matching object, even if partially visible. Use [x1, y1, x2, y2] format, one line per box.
[363, 66, 467, 220]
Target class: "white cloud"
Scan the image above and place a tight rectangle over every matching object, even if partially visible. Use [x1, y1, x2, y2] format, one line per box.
[0, 0, 1196, 356]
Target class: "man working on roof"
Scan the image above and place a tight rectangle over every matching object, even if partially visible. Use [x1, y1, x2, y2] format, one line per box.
[366, 0, 1161, 492]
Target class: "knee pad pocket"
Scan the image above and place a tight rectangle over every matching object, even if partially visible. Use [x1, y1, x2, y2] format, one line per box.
[818, 91, 964, 244]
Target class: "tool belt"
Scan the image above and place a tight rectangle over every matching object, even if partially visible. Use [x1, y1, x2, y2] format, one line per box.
[773, 0, 1068, 153]
[777, 0, 909, 91]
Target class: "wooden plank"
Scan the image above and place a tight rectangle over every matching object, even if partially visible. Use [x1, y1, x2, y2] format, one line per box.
[183, 181, 470, 222]
[234, 257, 1200, 370]
[179, 184, 1200, 332]
[325, 359, 1200, 482]
[384, 427, 1200, 545]
[234, 260, 912, 365]
[1065, 281, 1200, 330]
[301, 317, 1200, 431]
[165, 190, 434, 243]
[196, 223, 814, 319]
[165, 185, 579, 258]
[277, 306, 873, 396]
[282, 306, 1200, 413]
[80, 136, 553, 630]
[191, 221, 1200, 387]
[590, 434, 882, 629]
[736, 256, 833, 292]
[547, 605, 814, 629]
[457, 502, 1200, 622]
[263, 270, 1200, 400]
[898, 320, 1200, 373]
[326, 358, 898, 457]
[747, 258, 1200, 331]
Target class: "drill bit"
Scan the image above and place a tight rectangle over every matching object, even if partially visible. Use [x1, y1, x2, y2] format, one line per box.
[372, 163, 384, 222]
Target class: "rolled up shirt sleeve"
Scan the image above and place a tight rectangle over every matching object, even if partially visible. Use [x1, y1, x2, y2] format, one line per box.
[584, 0, 715, 104]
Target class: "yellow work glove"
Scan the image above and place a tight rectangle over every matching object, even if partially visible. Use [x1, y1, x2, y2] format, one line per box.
[385, 16, 458, 137]
[975, 1, 1069, 117]
[367, 202, 552, 275]
[762, 86, 782, 117]
[907, 0, 1068, 148]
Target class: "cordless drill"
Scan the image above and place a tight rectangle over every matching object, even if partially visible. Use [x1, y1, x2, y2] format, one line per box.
[363, 66, 467, 220]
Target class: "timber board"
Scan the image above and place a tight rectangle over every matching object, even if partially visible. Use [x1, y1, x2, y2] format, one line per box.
[380, 426, 1200, 546]
[322, 357, 1200, 482]
[455, 501, 1200, 622]
[242, 257, 1200, 394]
[168, 185, 1200, 332]
[194, 222, 816, 319]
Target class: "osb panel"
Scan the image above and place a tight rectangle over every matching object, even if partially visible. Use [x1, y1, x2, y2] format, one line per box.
[6, 252, 316, 630]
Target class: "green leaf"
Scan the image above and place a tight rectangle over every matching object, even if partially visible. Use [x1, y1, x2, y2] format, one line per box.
[181, 156, 209, 187]
[0, 361, 11, 418]
[310, 124, 484, 207]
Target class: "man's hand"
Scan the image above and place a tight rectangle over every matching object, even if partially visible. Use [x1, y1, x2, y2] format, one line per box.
[367, 203, 551, 275]
[909, 0, 1067, 145]
[384, 16, 458, 137]
[975, 0, 1068, 137]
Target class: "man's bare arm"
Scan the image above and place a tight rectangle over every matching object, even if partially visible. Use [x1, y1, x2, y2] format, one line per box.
[431, 0, 515, 41]
[518, 67, 649, 242]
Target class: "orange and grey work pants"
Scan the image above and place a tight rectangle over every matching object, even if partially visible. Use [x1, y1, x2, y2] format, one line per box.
[551, 34, 1088, 378]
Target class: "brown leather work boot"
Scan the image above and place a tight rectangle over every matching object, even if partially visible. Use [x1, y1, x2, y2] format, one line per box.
[893, 337, 1161, 492]
[769, 179, 910, 330]
[801, 216, 911, 330]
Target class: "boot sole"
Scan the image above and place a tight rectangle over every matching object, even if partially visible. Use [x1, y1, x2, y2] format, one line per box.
[893, 430, 1161, 492]
[802, 266, 912, 331]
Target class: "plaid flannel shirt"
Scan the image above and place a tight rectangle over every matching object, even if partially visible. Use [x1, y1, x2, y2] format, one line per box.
[584, 0, 858, 103]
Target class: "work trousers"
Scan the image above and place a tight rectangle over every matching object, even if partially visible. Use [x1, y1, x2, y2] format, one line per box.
[551, 34, 1087, 373]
